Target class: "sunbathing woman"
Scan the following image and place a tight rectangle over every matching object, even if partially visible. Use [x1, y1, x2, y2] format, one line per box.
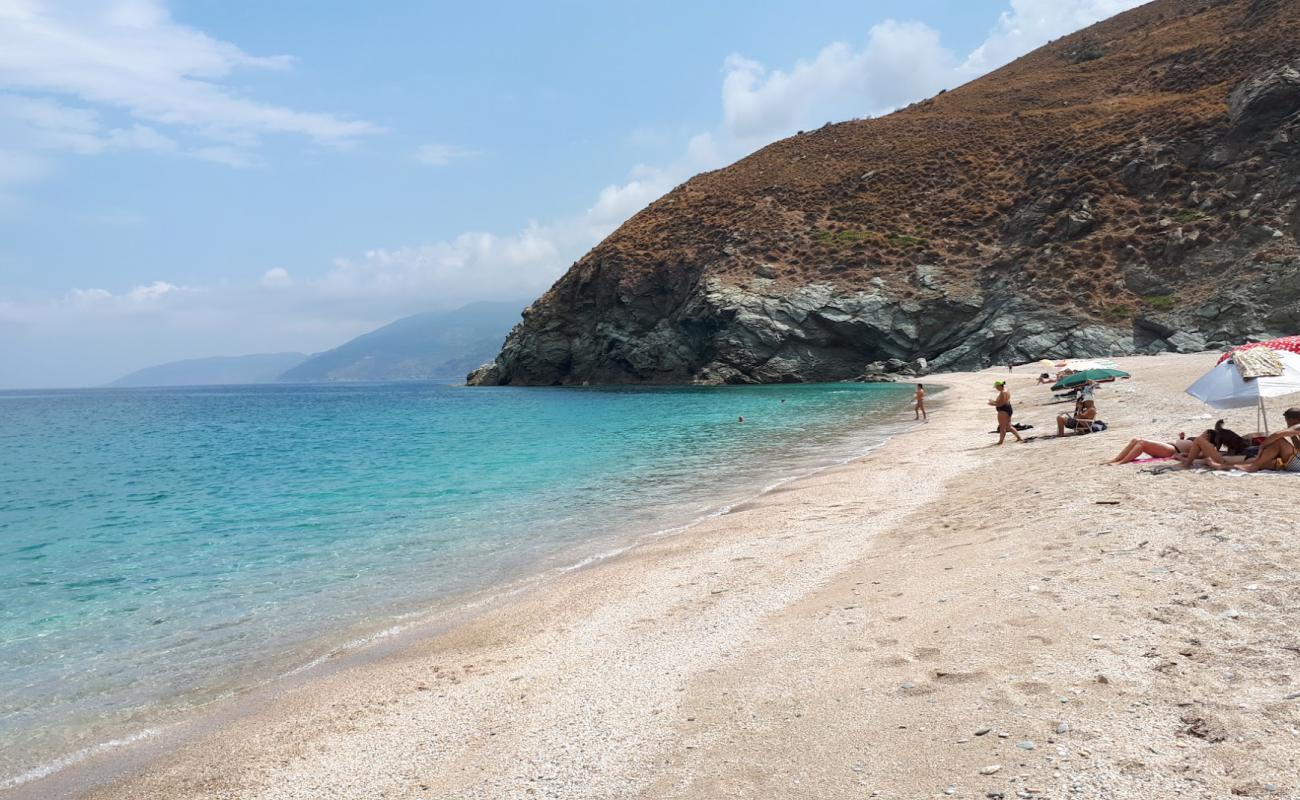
[989, 380, 1022, 445]
[1105, 435, 1194, 465]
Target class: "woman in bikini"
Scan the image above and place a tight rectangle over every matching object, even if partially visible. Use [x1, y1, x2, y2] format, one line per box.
[1105, 434, 1194, 465]
[914, 383, 927, 421]
[989, 380, 1022, 445]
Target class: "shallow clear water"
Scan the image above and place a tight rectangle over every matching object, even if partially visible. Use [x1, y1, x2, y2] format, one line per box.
[0, 380, 915, 784]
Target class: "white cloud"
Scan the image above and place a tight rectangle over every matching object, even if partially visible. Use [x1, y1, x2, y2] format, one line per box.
[718, 1, 1147, 145]
[193, 145, 255, 168]
[722, 21, 955, 141]
[414, 144, 479, 166]
[261, 267, 292, 288]
[0, 0, 379, 189]
[68, 280, 182, 310]
[963, 0, 1149, 76]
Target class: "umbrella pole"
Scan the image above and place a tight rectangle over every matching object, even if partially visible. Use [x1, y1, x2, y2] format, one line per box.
[1259, 396, 1269, 434]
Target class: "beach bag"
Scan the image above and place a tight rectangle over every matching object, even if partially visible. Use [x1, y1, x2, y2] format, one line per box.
[1089, 420, 1108, 433]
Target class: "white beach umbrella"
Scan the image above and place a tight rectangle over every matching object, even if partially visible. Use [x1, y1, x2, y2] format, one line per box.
[1065, 358, 1119, 371]
[1186, 349, 1300, 431]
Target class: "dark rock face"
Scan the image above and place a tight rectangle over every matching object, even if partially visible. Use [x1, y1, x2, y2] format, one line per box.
[471, 0, 1300, 386]
[1229, 63, 1300, 136]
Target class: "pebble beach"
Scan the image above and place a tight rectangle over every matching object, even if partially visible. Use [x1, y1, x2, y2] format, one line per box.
[24, 352, 1300, 800]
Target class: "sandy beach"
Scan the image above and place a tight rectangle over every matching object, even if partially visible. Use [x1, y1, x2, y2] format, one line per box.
[29, 353, 1300, 799]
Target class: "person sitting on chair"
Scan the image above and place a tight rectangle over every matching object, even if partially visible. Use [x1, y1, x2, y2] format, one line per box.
[1057, 399, 1098, 436]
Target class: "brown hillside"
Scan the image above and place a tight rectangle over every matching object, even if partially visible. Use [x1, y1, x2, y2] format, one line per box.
[474, 0, 1300, 385]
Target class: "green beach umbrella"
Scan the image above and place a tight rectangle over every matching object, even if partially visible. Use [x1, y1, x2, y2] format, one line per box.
[1050, 368, 1130, 392]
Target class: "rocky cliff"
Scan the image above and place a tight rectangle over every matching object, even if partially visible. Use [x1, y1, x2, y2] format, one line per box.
[472, 0, 1300, 385]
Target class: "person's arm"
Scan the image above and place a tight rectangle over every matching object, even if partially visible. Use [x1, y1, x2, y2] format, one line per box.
[1262, 425, 1300, 446]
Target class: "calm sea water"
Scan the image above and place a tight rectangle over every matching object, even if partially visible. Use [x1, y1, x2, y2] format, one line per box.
[0, 380, 916, 786]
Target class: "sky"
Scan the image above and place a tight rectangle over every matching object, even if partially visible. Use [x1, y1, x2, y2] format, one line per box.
[0, 0, 1148, 388]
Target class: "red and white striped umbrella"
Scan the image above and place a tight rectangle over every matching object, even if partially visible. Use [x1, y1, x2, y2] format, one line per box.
[1216, 335, 1300, 364]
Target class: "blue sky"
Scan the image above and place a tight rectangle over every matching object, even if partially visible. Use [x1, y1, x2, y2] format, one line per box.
[0, 0, 1146, 387]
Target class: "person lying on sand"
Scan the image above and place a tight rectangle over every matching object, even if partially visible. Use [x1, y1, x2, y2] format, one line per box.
[1234, 408, 1300, 473]
[1175, 426, 1253, 468]
[1105, 434, 1194, 465]
[1056, 399, 1098, 436]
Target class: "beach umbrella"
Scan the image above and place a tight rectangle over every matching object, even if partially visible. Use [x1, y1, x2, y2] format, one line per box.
[1187, 349, 1300, 432]
[1051, 368, 1131, 391]
[1216, 335, 1300, 364]
[1061, 358, 1120, 371]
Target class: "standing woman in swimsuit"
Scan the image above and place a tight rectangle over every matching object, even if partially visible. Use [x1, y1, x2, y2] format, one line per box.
[915, 383, 927, 421]
[989, 380, 1022, 445]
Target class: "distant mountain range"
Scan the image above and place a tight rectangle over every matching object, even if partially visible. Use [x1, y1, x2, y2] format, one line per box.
[109, 352, 308, 387]
[279, 301, 522, 383]
[107, 301, 522, 387]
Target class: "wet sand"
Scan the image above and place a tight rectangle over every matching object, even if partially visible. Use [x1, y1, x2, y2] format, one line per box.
[30, 353, 1300, 799]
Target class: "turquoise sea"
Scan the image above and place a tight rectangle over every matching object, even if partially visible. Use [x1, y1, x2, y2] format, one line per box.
[0, 380, 917, 787]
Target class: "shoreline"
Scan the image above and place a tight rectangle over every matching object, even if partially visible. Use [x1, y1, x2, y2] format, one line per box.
[5, 383, 930, 799]
[18, 354, 1300, 799]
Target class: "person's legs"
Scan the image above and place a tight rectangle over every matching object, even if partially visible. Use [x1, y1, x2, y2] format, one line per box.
[1057, 415, 1068, 436]
[1106, 438, 1144, 464]
[1181, 437, 1232, 469]
[1235, 440, 1296, 472]
[1109, 439, 1176, 465]
[1002, 411, 1022, 443]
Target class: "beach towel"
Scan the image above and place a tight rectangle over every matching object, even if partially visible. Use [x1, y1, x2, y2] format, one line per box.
[1234, 347, 1284, 379]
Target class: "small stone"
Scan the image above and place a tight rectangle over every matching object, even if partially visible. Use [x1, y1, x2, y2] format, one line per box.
[944, 788, 957, 796]
[1284, 692, 1300, 700]
[902, 682, 916, 689]
[1056, 722, 1071, 734]
[1018, 740, 1037, 750]
[957, 738, 970, 744]
[1222, 609, 1241, 619]
[997, 732, 1010, 738]
[1090, 635, 1102, 640]
[975, 727, 992, 736]
[979, 764, 1003, 775]
[1096, 675, 1110, 684]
